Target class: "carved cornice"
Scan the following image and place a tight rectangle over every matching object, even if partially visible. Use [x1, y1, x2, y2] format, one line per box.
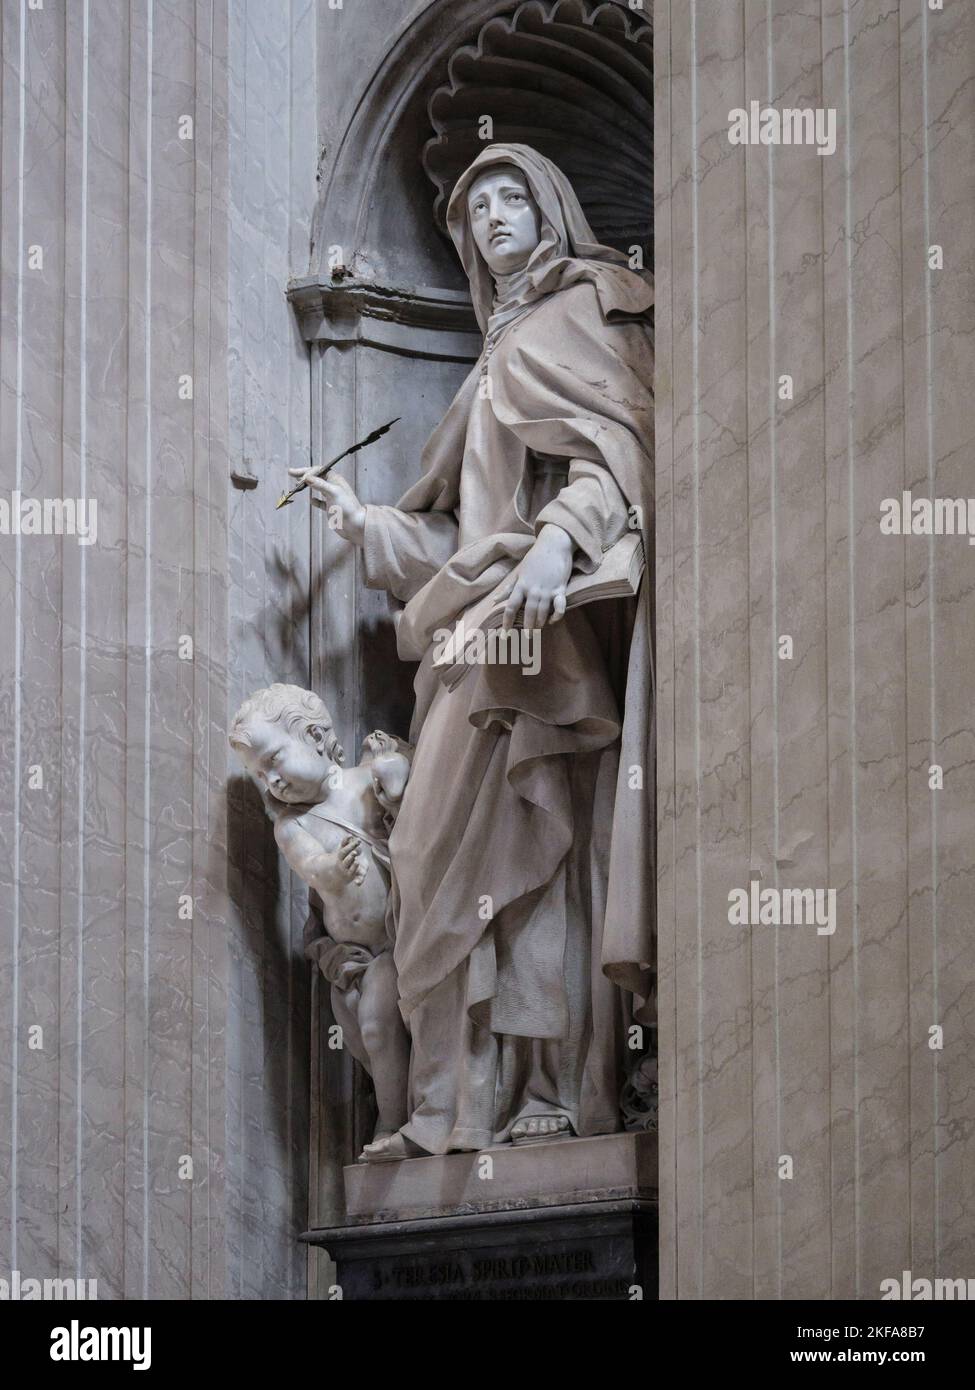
[287, 275, 481, 362]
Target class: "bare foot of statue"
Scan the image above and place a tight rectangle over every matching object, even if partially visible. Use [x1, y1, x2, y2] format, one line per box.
[358, 1131, 427, 1164]
[509, 1113, 572, 1145]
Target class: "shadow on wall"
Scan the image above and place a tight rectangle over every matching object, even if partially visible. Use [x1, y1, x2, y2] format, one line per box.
[225, 773, 310, 1292]
[267, 545, 314, 668]
[357, 607, 418, 747]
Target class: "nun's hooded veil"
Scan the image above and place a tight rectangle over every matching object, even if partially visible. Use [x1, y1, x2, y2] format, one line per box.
[360, 144, 655, 1152]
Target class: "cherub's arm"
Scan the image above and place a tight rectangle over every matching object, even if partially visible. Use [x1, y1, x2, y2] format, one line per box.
[274, 815, 365, 892]
[274, 812, 330, 875]
[370, 750, 412, 819]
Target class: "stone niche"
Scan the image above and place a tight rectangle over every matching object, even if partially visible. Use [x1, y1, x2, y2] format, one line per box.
[289, 0, 655, 1300]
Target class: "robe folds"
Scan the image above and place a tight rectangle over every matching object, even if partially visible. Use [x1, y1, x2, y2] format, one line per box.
[360, 161, 654, 1153]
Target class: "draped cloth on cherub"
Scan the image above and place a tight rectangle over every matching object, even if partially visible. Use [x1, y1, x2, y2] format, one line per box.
[361, 144, 654, 1143]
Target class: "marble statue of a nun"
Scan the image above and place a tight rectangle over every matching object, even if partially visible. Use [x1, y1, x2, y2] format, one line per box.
[294, 143, 655, 1160]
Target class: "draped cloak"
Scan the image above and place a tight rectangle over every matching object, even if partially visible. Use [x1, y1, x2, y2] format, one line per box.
[360, 145, 654, 1151]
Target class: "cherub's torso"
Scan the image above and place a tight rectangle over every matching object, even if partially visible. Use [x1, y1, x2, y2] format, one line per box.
[274, 765, 390, 951]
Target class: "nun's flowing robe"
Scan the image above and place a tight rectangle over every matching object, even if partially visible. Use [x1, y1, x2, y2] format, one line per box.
[360, 146, 654, 1155]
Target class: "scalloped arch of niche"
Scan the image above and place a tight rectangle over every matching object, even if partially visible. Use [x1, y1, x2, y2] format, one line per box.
[422, 0, 652, 258]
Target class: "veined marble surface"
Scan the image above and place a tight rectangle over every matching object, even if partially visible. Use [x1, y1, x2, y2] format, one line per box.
[0, 0, 317, 1300]
[655, 0, 975, 1300]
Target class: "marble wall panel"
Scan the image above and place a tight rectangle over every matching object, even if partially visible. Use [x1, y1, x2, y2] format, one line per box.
[656, 0, 975, 1299]
[225, 0, 318, 1303]
[0, 0, 315, 1300]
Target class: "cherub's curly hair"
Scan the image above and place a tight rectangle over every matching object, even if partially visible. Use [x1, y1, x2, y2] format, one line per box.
[229, 683, 344, 763]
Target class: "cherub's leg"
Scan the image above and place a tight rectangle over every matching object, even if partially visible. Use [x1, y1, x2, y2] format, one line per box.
[356, 951, 410, 1144]
[329, 982, 369, 1070]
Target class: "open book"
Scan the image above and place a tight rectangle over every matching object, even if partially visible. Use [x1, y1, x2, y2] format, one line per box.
[434, 531, 645, 690]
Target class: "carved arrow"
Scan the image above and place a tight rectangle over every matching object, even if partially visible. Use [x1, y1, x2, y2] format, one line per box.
[275, 417, 400, 510]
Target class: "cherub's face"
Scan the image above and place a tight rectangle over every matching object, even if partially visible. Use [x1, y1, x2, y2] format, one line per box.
[467, 165, 542, 275]
[237, 717, 334, 805]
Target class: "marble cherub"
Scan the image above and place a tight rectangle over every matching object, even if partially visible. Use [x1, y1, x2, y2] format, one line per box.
[229, 683, 411, 1157]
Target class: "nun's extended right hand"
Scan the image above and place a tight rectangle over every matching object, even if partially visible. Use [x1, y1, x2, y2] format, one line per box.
[288, 467, 366, 544]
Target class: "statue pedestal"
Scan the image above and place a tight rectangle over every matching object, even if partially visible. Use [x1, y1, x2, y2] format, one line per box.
[302, 1131, 657, 1301]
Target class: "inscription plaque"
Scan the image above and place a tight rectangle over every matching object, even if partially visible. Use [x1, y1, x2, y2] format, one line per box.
[304, 1200, 657, 1302]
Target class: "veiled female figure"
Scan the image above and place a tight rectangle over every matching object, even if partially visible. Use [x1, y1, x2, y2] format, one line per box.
[293, 144, 655, 1160]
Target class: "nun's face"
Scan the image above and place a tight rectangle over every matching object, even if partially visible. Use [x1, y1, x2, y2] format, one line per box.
[467, 166, 542, 275]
